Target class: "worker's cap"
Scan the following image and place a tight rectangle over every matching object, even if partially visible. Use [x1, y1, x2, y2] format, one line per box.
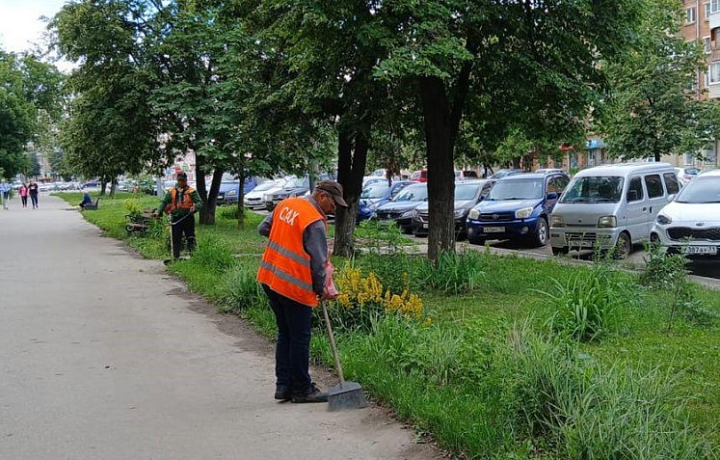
[176, 172, 188, 180]
[315, 180, 348, 208]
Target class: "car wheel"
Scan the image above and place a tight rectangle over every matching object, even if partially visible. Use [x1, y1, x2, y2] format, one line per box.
[614, 232, 632, 259]
[532, 217, 549, 247]
[551, 246, 569, 256]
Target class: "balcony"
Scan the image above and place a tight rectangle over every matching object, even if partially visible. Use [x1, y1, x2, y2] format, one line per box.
[711, 10, 720, 31]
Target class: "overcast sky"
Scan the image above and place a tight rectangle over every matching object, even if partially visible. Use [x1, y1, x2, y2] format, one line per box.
[0, 0, 72, 70]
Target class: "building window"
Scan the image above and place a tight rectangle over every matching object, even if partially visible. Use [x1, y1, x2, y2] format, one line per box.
[684, 153, 694, 165]
[687, 7, 697, 24]
[705, 37, 712, 54]
[713, 0, 720, 13]
[709, 62, 720, 84]
[706, 2, 711, 19]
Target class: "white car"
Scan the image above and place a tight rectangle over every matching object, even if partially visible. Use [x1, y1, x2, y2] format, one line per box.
[244, 178, 288, 210]
[674, 167, 699, 187]
[652, 169, 720, 257]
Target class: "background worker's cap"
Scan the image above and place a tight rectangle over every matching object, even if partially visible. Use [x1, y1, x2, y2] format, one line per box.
[315, 180, 348, 207]
[176, 172, 188, 180]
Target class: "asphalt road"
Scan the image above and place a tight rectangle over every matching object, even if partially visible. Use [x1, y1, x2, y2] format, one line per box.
[0, 196, 438, 460]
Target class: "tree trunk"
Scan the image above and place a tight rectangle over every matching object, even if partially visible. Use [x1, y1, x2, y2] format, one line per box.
[333, 126, 369, 258]
[195, 155, 224, 226]
[109, 179, 117, 199]
[237, 169, 245, 229]
[420, 76, 457, 262]
[100, 177, 107, 196]
[654, 151, 661, 162]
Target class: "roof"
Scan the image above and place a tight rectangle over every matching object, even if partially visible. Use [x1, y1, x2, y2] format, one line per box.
[575, 162, 674, 177]
[697, 169, 720, 177]
[502, 172, 564, 180]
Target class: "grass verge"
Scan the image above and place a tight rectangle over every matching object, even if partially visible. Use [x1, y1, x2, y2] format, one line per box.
[59, 192, 720, 459]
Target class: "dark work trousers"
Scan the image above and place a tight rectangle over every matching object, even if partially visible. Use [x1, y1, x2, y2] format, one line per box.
[21, 196, 28, 207]
[170, 214, 196, 259]
[262, 284, 313, 396]
[30, 193, 38, 208]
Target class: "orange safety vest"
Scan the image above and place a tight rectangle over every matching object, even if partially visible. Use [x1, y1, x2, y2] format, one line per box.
[165, 187, 196, 214]
[257, 197, 326, 307]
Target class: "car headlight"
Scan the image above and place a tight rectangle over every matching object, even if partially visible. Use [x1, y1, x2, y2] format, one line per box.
[515, 207, 534, 219]
[454, 209, 466, 219]
[598, 216, 617, 228]
[551, 215, 565, 227]
[656, 214, 672, 225]
[227, 190, 237, 196]
[401, 209, 417, 218]
[468, 209, 480, 220]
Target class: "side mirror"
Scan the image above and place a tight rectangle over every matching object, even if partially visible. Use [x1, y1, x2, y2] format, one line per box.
[478, 195, 486, 202]
[546, 192, 559, 200]
[667, 194, 676, 202]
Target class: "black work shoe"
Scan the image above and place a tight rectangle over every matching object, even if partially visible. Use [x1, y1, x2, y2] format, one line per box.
[274, 385, 292, 401]
[291, 384, 328, 403]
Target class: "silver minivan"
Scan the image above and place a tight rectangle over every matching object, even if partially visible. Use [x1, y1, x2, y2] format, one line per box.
[550, 162, 680, 258]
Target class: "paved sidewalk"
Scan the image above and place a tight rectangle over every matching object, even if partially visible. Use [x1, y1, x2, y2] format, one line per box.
[0, 195, 438, 460]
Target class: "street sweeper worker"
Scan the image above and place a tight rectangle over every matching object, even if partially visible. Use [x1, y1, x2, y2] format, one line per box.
[257, 180, 347, 404]
[156, 172, 202, 261]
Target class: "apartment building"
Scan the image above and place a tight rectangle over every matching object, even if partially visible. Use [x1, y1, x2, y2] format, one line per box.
[678, 0, 719, 168]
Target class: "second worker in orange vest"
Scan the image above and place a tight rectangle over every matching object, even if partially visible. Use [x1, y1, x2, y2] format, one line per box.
[257, 180, 347, 403]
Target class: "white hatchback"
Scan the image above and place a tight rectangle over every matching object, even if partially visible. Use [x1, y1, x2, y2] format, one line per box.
[652, 170, 720, 257]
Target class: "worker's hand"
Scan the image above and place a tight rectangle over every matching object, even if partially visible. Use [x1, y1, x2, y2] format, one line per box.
[190, 206, 196, 214]
[321, 291, 339, 301]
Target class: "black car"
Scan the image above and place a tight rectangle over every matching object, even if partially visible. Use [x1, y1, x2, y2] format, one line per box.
[374, 182, 428, 233]
[412, 180, 494, 238]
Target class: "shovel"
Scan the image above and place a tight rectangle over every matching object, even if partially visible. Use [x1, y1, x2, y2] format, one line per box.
[320, 300, 368, 411]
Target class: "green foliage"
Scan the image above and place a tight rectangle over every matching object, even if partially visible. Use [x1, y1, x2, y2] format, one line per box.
[602, 0, 720, 162]
[539, 266, 634, 342]
[415, 251, 485, 295]
[217, 263, 265, 315]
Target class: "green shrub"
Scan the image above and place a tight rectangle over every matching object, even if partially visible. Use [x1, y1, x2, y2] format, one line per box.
[415, 251, 485, 295]
[494, 323, 712, 460]
[218, 263, 265, 315]
[538, 266, 631, 342]
[188, 235, 235, 272]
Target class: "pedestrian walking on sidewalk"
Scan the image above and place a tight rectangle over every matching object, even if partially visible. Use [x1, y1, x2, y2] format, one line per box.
[19, 183, 28, 208]
[0, 183, 10, 210]
[29, 180, 39, 209]
[257, 180, 346, 404]
[156, 173, 202, 261]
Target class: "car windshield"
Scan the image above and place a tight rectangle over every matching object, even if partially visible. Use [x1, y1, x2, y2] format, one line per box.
[455, 183, 481, 201]
[560, 176, 624, 204]
[361, 184, 389, 199]
[684, 168, 699, 176]
[676, 178, 720, 203]
[255, 180, 280, 192]
[393, 185, 428, 202]
[487, 179, 543, 201]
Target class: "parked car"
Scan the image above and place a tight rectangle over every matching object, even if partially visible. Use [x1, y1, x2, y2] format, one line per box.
[410, 169, 428, 182]
[467, 171, 570, 247]
[490, 169, 525, 180]
[362, 176, 387, 188]
[217, 181, 241, 205]
[374, 182, 428, 233]
[535, 168, 567, 175]
[455, 170, 479, 180]
[651, 169, 720, 257]
[265, 177, 310, 210]
[360, 181, 412, 210]
[83, 180, 99, 188]
[244, 178, 286, 210]
[412, 179, 494, 238]
[549, 162, 679, 258]
[674, 167, 700, 187]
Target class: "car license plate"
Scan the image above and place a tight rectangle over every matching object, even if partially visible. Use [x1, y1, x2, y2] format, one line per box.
[682, 246, 718, 255]
[422, 224, 428, 229]
[569, 240, 594, 248]
[483, 226, 504, 233]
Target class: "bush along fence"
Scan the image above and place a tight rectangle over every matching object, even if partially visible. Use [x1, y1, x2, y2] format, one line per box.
[59, 193, 719, 460]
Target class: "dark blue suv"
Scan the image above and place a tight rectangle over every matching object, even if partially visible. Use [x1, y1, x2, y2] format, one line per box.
[466, 172, 570, 247]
